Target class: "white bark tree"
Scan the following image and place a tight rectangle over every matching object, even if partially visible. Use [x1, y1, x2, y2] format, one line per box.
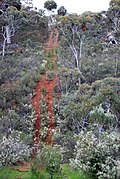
[58, 14, 94, 86]
[107, 0, 120, 32]
[44, 0, 57, 27]
[0, 24, 15, 59]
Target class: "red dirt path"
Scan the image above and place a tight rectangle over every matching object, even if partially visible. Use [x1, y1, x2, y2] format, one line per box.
[32, 28, 59, 150]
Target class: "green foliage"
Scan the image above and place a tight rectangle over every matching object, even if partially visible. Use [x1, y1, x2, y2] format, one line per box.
[0, 45, 45, 167]
[31, 145, 62, 179]
[92, 43, 103, 53]
[48, 50, 53, 58]
[0, 164, 92, 179]
[58, 68, 82, 94]
[0, 133, 31, 166]
[0, 167, 12, 179]
[54, 77, 120, 152]
[40, 96, 49, 141]
[46, 71, 55, 81]
[62, 164, 91, 179]
[44, 0, 57, 11]
[57, 10, 120, 85]
[0, 100, 33, 168]
[0, 103, 35, 146]
[20, 73, 36, 91]
[70, 130, 120, 179]
[90, 105, 115, 127]
[48, 61, 54, 71]
[42, 86, 47, 96]
[0, 6, 48, 47]
[45, 146, 61, 178]
[57, 6, 67, 16]
[38, 66, 46, 75]
[92, 77, 120, 120]
[0, 167, 31, 179]
[31, 157, 46, 179]
[0, 2, 120, 178]
[110, 0, 120, 6]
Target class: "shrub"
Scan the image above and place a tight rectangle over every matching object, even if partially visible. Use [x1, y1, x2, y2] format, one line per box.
[45, 146, 62, 179]
[89, 105, 116, 127]
[31, 158, 45, 179]
[0, 133, 31, 166]
[41, 86, 47, 96]
[46, 71, 54, 81]
[31, 145, 62, 179]
[70, 130, 120, 179]
[39, 66, 46, 74]
[33, 73, 41, 82]
[48, 50, 53, 58]
[48, 61, 54, 71]
[40, 96, 49, 142]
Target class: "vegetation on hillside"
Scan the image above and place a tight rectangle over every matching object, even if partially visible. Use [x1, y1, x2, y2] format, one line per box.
[0, 0, 120, 178]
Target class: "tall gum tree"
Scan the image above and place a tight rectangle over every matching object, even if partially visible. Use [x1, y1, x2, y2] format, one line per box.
[0, 0, 33, 37]
[107, 0, 120, 32]
[0, 0, 47, 58]
[44, 0, 57, 26]
[0, 0, 22, 58]
[0, 7, 20, 58]
[57, 13, 96, 86]
[57, 6, 67, 16]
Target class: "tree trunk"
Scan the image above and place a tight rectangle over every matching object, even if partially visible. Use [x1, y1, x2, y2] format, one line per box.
[2, 36, 6, 60]
[50, 174, 54, 179]
[5, 25, 11, 44]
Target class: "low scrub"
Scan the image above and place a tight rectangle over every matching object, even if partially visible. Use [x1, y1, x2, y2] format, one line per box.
[0, 133, 31, 166]
[70, 130, 120, 179]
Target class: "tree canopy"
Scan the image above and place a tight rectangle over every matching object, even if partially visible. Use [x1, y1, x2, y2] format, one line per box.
[57, 6, 67, 16]
[0, 1, 120, 178]
[44, 0, 57, 11]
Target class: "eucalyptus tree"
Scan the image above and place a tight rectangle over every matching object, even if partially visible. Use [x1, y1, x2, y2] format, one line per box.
[0, 0, 21, 11]
[0, 0, 47, 58]
[57, 13, 97, 88]
[0, 1, 22, 58]
[44, 0, 57, 26]
[57, 6, 67, 16]
[56, 77, 120, 136]
[0, 1, 19, 58]
[44, 0, 57, 11]
[107, 0, 120, 32]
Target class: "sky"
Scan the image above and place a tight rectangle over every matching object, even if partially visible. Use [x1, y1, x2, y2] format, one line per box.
[32, 0, 111, 14]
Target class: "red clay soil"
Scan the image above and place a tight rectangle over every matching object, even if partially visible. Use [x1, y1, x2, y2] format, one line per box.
[12, 163, 31, 172]
[32, 28, 59, 150]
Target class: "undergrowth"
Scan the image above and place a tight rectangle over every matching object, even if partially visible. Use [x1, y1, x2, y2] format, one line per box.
[0, 164, 93, 179]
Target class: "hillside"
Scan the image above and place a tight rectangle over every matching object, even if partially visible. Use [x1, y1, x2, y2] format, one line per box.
[0, 0, 120, 179]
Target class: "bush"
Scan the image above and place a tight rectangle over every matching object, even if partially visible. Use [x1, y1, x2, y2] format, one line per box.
[89, 105, 116, 127]
[0, 133, 31, 166]
[70, 130, 120, 179]
[39, 66, 46, 75]
[31, 145, 62, 179]
[48, 61, 54, 71]
[47, 50, 53, 58]
[45, 146, 62, 179]
[46, 71, 54, 81]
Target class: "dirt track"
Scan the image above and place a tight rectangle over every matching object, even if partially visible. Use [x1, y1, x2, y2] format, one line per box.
[32, 28, 59, 147]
